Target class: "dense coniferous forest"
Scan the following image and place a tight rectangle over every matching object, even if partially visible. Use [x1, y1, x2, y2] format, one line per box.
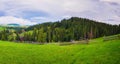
[0, 17, 120, 43]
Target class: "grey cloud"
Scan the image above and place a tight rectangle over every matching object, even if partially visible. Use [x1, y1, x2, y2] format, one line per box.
[0, 0, 119, 25]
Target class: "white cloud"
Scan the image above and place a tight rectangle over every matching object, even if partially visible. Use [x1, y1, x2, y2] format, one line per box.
[30, 17, 50, 23]
[0, 0, 119, 25]
[0, 16, 37, 25]
[30, 16, 62, 23]
[0, 0, 95, 16]
[100, 0, 120, 3]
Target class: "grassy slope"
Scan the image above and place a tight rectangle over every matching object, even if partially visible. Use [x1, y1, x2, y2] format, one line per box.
[0, 38, 120, 64]
[0, 27, 5, 30]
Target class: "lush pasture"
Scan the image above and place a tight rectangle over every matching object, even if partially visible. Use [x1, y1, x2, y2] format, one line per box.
[0, 27, 4, 30]
[0, 38, 120, 64]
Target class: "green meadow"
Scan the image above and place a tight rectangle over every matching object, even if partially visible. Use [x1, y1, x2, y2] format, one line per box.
[0, 27, 4, 30]
[0, 37, 120, 64]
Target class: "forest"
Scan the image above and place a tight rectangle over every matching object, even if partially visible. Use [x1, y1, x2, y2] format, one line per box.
[0, 17, 120, 43]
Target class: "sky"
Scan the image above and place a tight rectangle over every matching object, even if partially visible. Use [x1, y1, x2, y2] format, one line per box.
[0, 0, 120, 25]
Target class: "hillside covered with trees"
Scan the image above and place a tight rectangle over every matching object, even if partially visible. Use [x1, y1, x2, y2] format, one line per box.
[0, 17, 120, 43]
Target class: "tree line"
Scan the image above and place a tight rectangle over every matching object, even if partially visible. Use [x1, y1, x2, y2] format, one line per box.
[0, 17, 120, 43]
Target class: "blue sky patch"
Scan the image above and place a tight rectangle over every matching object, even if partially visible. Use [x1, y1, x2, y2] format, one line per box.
[22, 10, 49, 19]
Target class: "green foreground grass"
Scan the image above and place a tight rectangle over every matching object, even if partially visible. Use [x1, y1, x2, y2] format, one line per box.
[0, 27, 4, 30]
[0, 38, 120, 64]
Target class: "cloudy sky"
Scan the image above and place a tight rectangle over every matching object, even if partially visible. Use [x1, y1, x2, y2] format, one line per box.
[0, 0, 120, 25]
